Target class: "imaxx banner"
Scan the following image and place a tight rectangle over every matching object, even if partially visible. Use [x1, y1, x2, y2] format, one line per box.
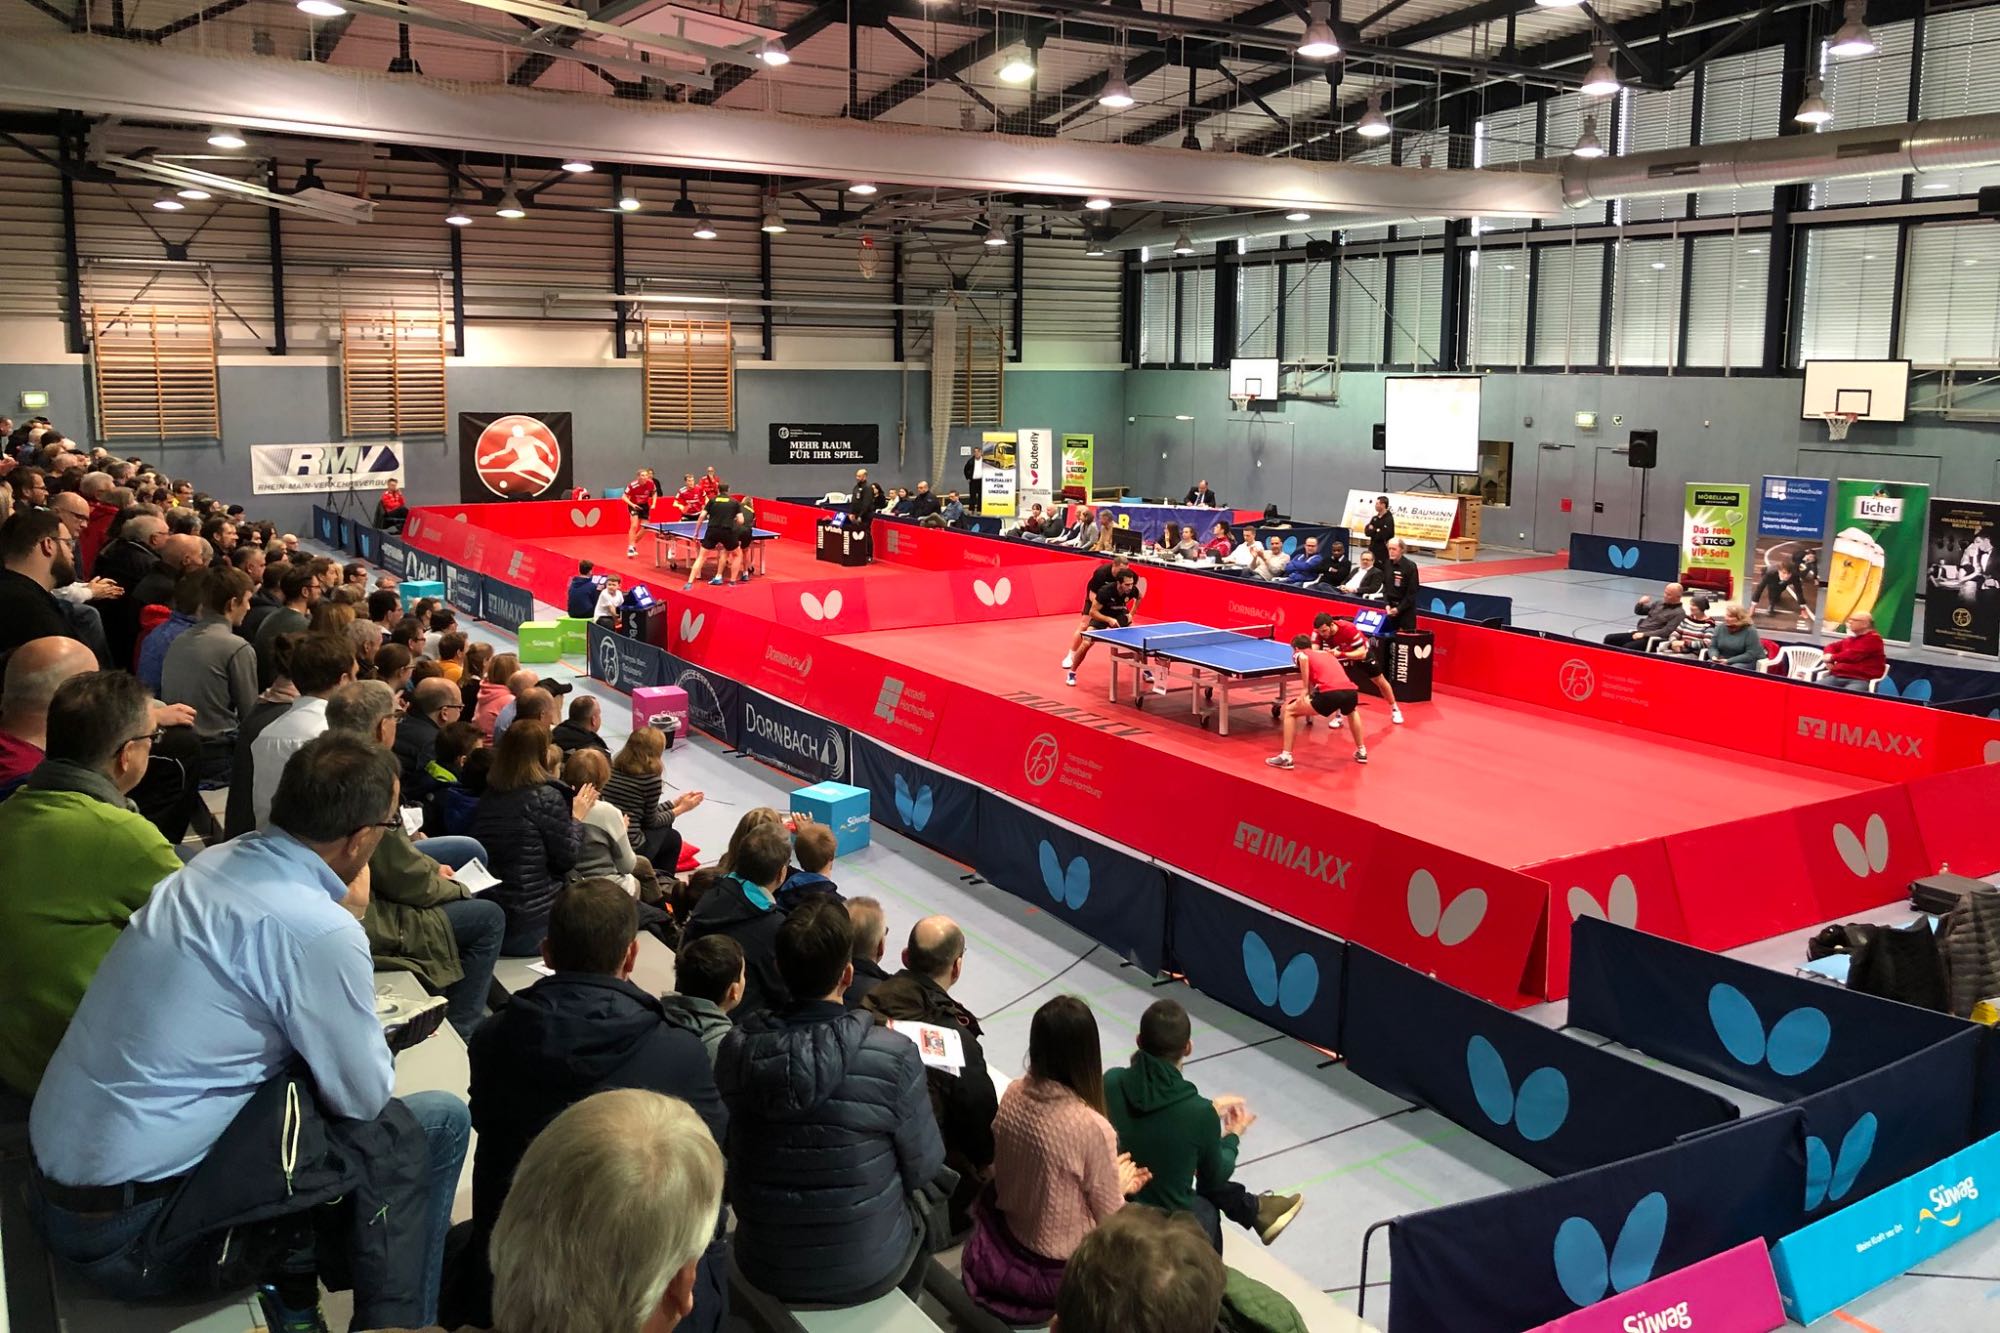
[1681, 483, 1753, 599]
[1924, 498, 2000, 657]
[1826, 479, 1931, 642]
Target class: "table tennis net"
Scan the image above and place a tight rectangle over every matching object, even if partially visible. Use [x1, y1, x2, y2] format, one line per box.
[1143, 625, 1279, 654]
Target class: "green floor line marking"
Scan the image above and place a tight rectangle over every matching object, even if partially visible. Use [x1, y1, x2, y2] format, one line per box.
[1275, 1123, 1473, 1192]
[1370, 1160, 1444, 1208]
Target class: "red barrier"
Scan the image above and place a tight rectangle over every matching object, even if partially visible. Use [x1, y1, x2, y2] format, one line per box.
[1524, 838, 1686, 1001]
[1906, 761, 2000, 878]
[408, 499, 626, 541]
[751, 498, 832, 543]
[876, 521, 1078, 571]
[1659, 809, 1822, 952]
[1791, 785, 1930, 920]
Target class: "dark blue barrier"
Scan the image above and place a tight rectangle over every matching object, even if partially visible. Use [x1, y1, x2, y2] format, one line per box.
[379, 535, 408, 579]
[1569, 918, 1974, 1100]
[443, 564, 483, 620]
[587, 621, 669, 693]
[1167, 878, 1343, 1053]
[480, 575, 535, 632]
[975, 793, 1167, 972]
[1753, 642, 2000, 706]
[1789, 1028, 1982, 1221]
[850, 733, 982, 867]
[1343, 947, 1738, 1177]
[335, 515, 356, 552]
[354, 525, 382, 566]
[312, 505, 338, 546]
[1389, 1109, 1804, 1333]
[658, 646, 742, 750]
[739, 686, 849, 784]
[1570, 532, 1680, 583]
[403, 545, 444, 584]
[1940, 692, 2000, 717]
[1419, 585, 1512, 624]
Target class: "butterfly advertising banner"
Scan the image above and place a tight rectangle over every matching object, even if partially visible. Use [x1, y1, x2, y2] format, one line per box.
[1750, 476, 1829, 633]
[1827, 479, 1931, 643]
[457, 412, 574, 503]
[1680, 483, 1752, 601]
[1922, 497, 2000, 657]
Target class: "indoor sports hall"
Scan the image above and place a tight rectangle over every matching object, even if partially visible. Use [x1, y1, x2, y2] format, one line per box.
[6, 3, 2000, 1332]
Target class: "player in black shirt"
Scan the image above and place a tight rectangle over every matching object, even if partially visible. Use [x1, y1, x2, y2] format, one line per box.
[683, 483, 748, 588]
[1062, 564, 1140, 687]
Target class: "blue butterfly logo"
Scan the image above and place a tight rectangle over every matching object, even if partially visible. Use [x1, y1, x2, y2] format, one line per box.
[1281, 536, 1299, 554]
[1242, 932, 1319, 1016]
[1607, 544, 1641, 570]
[1038, 841, 1090, 908]
[1428, 597, 1468, 618]
[1805, 1112, 1877, 1211]
[1876, 677, 1933, 702]
[1466, 1035, 1570, 1142]
[891, 773, 933, 831]
[1708, 983, 1830, 1076]
[1553, 1193, 1668, 1308]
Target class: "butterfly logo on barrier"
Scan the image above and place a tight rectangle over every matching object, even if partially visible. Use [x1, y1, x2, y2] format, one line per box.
[1832, 814, 1891, 879]
[1413, 644, 1433, 659]
[973, 578, 1013, 607]
[678, 610, 705, 644]
[1876, 676, 1932, 702]
[1428, 597, 1468, 618]
[800, 590, 845, 622]
[1466, 1035, 1570, 1142]
[1242, 931, 1319, 1017]
[1407, 869, 1487, 945]
[1553, 1193, 1668, 1308]
[1607, 545, 1641, 571]
[1804, 1112, 1878, 1211]
[1987, 740, 2000, 765]
[892, 774, 934, 832]
[570, 507, 602, 529]
[1038, 841, 1091, 908]
[1567, 874, 1639, 928]
[1708, 983, 1830, 1076]
[1282, 536, 1299, 554]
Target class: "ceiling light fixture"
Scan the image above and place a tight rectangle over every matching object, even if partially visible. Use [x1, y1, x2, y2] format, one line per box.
[617, 190, 642, 211]
[296, 0, 346, 16]
[1829, 0, 1877, 57]
[670, 182, 698, 218]
[848, 181, 879, 195]
[176, 187, 212, 201]
[206, 125, 247, 150]
[1084, 195, 1113, 211]
[984, 221, 1010, 247]
[1794, 75, 1833, 125]
[1099, 65, 1136, 109]
[1580, 42, 1621, 97]
[1357, 92, 1392, 138]
[444, 198, 473, 226]
[1297, 1, 1339, 60]
[1285, 208, 1313, 222]
[1084, 234, 1107, 257]
[495, 189, 526, 219]
[1572, 113, 1605, 158]
[757, 36, 790, 66]
[561, 157, 594, 174]
[692, 216, 718, 240]
[761, 198, 786, 233]
[1172, 226, 1195, 257]
[998, 45, 1037, 84]
[152, 195, 186, 212]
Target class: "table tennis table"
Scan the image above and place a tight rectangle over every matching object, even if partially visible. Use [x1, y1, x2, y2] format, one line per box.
[647, 521, 780, 577]
[1084, 621, 1297, 735]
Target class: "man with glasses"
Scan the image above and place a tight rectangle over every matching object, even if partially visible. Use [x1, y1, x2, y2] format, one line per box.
[394, 676, 464, 802]
[0, 670, 180, 1103]
[27, 732, 471, 1333]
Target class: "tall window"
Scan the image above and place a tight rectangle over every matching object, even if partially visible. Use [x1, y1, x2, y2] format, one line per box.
[1282, 261, 1331, 361]
[1697, 47, 1784, 217]
[1683, 233, 1769, 368]
[1795, 224, 1898, 363]
[1472, 104, 1538, 233]
[1813, 19, 1915, 207]
[1337, 256, 1386, 366]
[1902, 221, 2000, 365]
[1465, 247, 1529, 367]
[1178, 268, 1215, 366]
[1617, 87, 1693, 223]
[1612, 238, 1682, 368]
[1390, 252, 1442, 366]
[1534, 243, 1606, 367]
[1918, 8, 2000, 195]
[1139, 270, 1174, 365]
[1237, 264, 1279, 358]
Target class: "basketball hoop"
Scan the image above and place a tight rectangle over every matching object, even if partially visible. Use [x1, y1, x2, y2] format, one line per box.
[1229, 393, 1252, 413]
[1821, 411, 1858, 441]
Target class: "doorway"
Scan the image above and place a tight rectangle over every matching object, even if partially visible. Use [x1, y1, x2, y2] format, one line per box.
[1532, 442, 1576, 551]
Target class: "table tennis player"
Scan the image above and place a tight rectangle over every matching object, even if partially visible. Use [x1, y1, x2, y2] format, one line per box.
[1312, 612, 1403, 724]
[622, 466, 658, 557]
[672, 472, 703, 517]
[1268, 634, 1368, 770]
[1061, 564, 1141, 688]
[683, 482, 748, 588]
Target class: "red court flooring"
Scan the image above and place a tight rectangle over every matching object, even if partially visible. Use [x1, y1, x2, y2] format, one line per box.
[540, 533, 1874, 871]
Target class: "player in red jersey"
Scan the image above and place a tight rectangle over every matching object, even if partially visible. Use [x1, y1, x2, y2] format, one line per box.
[1268, 634, 1367, 769]
[673, 472, 703, 518]
[1312, 612, 1403, 724]
[623, 467, 658, 557]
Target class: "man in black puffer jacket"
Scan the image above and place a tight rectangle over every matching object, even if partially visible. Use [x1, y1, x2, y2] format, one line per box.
[718, 883, 947, 1306]
[458, 878, 730, 1331]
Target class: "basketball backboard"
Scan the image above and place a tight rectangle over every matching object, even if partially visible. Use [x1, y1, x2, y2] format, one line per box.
[1229, 357, 1280, 404]
[1801, 359, 1911, 422]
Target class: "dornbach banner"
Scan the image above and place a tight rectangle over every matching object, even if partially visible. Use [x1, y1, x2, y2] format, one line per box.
[458, 412, 573, 503]
[1922, 497, 2000, 657]
[769, 423, 880, 465]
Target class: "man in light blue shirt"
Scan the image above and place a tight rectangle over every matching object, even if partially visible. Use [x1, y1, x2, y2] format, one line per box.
[29, 731, 469, 1333]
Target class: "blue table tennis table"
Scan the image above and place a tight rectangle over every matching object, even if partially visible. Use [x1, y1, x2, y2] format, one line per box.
[646, 521, 780, 577]
[1084, 621, 1298, 736]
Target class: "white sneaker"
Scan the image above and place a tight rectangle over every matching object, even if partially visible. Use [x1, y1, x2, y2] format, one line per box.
[1354, 748, 1369, 764]
[1061, 654, 1075, 670]
[1065, 671, 1077, 687]
[1266, 753, 1294, 769]
[1391, 706, 1404, 724]
[626, 546, 637, 557]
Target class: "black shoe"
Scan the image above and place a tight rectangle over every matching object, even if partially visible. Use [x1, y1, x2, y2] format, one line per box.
[256, 1285, 331, 1333]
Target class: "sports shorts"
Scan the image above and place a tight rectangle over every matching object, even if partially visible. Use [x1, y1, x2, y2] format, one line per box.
[700, 526, 740, 551]
[1310, 687, 1360, 717]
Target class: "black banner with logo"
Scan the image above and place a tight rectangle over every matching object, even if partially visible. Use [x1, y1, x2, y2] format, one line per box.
[660, 648, 742, 750]
[587, 622, 668, 694]
[480, 575, 535, 633]
[738, 687, 848, 783]
[769, 423, 880, 465]
[1923, 497, 2000, 657]
[312, 505, 338, 546]
[379, 535, 408, 579]
[458, 412, 574, 502]
[443, 564, 483, 620]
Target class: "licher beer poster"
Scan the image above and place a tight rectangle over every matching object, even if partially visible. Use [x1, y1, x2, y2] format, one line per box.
[1825, 478, 1930, 643]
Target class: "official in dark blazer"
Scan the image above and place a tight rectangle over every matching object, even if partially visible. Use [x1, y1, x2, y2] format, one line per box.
[1316, 541, 1355, 591]
[1364, 496, 1396, 568]
[1382, 538, 1422, 633]
[1183, 480, 1220, 507]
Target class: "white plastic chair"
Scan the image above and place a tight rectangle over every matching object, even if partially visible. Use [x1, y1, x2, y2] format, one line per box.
[1865, 666, 1892, 694]
[1757, 644, 1826, 680]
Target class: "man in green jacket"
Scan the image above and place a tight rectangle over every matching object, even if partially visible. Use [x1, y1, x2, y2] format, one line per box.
[0, 670, 182, 1098]
[1104, 998, 1304, 1251]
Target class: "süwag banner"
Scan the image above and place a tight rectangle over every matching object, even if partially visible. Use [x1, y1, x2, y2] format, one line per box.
[768, 423, 879, 465]
[1341, 489, 1458, 550]
[738, 687, 849, 784]
[251, 441, 403, 495]
[1751, 476, 1830, 633]
[1681, 483, 1753, 600]
[1016, 427, 1054, 513]
[1923, 498, 2000, 657]
[458, 412, 573, 502]
[1827, 479, 1931, 643]
[1060, 432, 1093, 501]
